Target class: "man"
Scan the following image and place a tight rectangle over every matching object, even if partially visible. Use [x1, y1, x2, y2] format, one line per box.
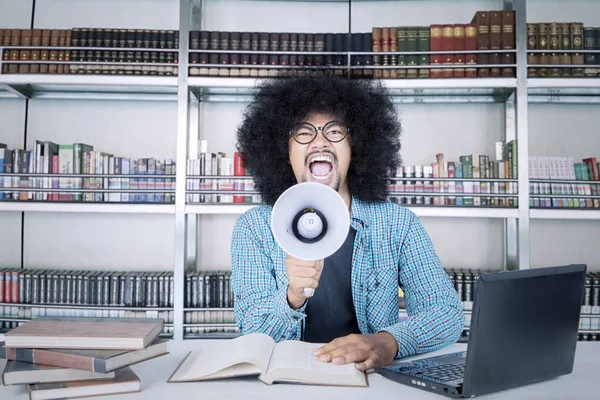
[231, 72, 464, 372]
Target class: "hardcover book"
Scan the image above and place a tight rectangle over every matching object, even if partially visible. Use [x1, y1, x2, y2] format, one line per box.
[168, 333, 367, 387]
[1, 360, 115, 386]
[27, 367, 141, 400]
[0, 339, 168, 373]
[4, 317, 164, 350]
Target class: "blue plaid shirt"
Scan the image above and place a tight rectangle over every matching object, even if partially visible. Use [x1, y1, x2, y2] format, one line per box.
[230, 196, 464, 359]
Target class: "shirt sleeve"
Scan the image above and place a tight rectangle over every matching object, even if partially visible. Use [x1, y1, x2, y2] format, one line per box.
[230, 212, 307, 342]
[379, 212, 464, 358]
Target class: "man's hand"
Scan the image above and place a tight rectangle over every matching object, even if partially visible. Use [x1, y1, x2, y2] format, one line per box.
[313, 332, 399, 372]
[285, 254, 324, 310]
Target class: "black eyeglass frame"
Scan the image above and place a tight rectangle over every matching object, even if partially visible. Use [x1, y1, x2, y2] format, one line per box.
[289, 120, 350, 145]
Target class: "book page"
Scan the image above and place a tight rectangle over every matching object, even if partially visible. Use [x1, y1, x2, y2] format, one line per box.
[169, 333, 275, 382]
[267, 341, 363, 377]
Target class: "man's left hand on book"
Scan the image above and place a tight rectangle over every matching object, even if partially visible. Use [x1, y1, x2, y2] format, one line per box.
[313, 332, 399, 372]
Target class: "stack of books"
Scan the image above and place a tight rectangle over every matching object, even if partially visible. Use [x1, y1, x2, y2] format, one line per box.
[0, 316, 168, 399]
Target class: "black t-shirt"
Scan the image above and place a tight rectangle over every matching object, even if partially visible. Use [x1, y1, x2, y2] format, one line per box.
[302, 227, 361, 343]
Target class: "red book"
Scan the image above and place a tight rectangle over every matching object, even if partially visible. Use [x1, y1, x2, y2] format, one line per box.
[0, 271, 4, 303]
[430, 25, 443, 78]
[430, 25, 443, 51]
[3, 271, 10, 303]
[465, 24, 478, 78]
[454, 24, 466, 51]
[465, 24, 478, 50]
[582, 157, 599, 181]
[453, 25, 466, 78]
[11, 271, 19, 304]
[442, 25, 454, 78]
[233, 152, 246, 203]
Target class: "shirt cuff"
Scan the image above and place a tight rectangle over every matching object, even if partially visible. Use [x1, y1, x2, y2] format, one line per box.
[379, 322, 419, 359]
[273, 285, 307, 325]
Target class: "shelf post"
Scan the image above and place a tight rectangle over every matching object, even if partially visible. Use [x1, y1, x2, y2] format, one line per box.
[186, 0, 204, 274]
[514, 0, 530, 269]
[173, 0, 193, 341]
[504, 96, 518, 270]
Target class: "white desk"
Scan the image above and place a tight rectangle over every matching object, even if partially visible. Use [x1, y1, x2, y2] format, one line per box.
[1, 341, 599, 400]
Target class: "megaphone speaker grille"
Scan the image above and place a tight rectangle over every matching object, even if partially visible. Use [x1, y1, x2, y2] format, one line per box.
[292, 208, 328, 243]
[271, 182, 350, 261]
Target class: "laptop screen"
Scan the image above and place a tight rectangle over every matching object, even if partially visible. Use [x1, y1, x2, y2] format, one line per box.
[463, 264, 586, 397]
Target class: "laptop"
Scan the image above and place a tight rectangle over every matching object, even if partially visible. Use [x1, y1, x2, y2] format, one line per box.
[376, 264, 587, 398]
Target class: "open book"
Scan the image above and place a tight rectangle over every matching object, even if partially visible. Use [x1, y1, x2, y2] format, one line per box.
[168, 333, 367, 387]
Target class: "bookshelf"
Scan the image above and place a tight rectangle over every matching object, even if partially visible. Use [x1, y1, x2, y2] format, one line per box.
[0, 0, 599, 342]
[0, 74, 178, 100]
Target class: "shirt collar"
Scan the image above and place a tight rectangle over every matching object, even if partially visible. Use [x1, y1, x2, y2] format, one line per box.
[350, 195, 371, 231]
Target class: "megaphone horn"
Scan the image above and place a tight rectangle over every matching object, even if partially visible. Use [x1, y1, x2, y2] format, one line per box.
[271, 182, 350, 297]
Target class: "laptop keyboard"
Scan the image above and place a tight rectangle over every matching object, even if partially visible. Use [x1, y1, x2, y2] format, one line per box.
[417, 361, 465, 383]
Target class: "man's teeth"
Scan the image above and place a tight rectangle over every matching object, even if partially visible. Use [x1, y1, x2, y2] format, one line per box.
[310, 155, 333, 163]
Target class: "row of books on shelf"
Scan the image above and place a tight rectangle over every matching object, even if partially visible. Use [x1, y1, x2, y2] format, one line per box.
[0, 268, 175, 308]
[527, 23, 600, 78]
[387, 143, 518, 207]
[186, 149, 261, 204]
[1, 27, 179, 76]
[1, 317, 168, 399]
[3, 266, 597, 312]
[184, 325, 239, 339]
[188, 10, 516, 79]
[1, 307, 228, 326]
[0, 143, 177, 204]
[1, 57, 179, 76]
[0, 28, 179, 49]
[184, 271, 233, 309]
[0, 10, 516, 79]
[1, 49, 179, 76]
[530, 156, 600, 209]
[2, 142, 599, 209]
[185, 309, 234, 325]
[0, 268, 236, 311]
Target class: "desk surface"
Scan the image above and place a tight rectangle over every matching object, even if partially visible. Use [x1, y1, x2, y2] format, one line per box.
[1, 340, 598, 400]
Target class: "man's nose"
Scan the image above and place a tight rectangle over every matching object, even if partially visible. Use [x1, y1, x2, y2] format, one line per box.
[311, 129, 330, 147]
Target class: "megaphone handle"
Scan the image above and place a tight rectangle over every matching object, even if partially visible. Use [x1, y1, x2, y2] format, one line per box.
[303, 287, 315, 297]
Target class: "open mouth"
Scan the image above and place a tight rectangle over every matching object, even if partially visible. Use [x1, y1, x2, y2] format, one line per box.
[309, 155, 334, 181]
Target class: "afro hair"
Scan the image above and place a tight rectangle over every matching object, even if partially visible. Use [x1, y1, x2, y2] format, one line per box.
[236, 72, 402, 205]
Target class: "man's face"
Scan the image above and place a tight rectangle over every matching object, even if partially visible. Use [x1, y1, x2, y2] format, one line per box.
[288, 112, 351, 194]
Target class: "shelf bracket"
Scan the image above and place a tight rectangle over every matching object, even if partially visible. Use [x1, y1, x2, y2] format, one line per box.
[1, 84, 30, 99]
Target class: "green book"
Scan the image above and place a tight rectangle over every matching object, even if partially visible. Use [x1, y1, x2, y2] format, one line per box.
[418, 27, 430, 78]
[397, 27, 407, 78]
[406, 27, 418, 78]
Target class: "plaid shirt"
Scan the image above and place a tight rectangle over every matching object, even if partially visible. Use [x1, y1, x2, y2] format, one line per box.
[230, 196, 464, 359]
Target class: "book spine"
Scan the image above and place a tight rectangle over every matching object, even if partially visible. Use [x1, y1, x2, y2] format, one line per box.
[472, 11, 490, 77]
[417, 27, 430, 79]
[430, 25, 443, 79]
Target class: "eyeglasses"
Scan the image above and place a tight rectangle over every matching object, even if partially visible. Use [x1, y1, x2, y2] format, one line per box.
[289, 121, 350, 145]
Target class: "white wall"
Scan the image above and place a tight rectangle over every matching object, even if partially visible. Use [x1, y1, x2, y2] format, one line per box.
[33, 0, 178, 29]
[0, 0, 32, 27]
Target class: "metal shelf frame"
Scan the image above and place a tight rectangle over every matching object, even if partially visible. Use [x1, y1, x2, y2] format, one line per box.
[3, 0, 600, 342]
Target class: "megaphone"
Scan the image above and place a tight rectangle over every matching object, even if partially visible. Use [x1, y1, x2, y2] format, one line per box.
[271, 182, 350, 297]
